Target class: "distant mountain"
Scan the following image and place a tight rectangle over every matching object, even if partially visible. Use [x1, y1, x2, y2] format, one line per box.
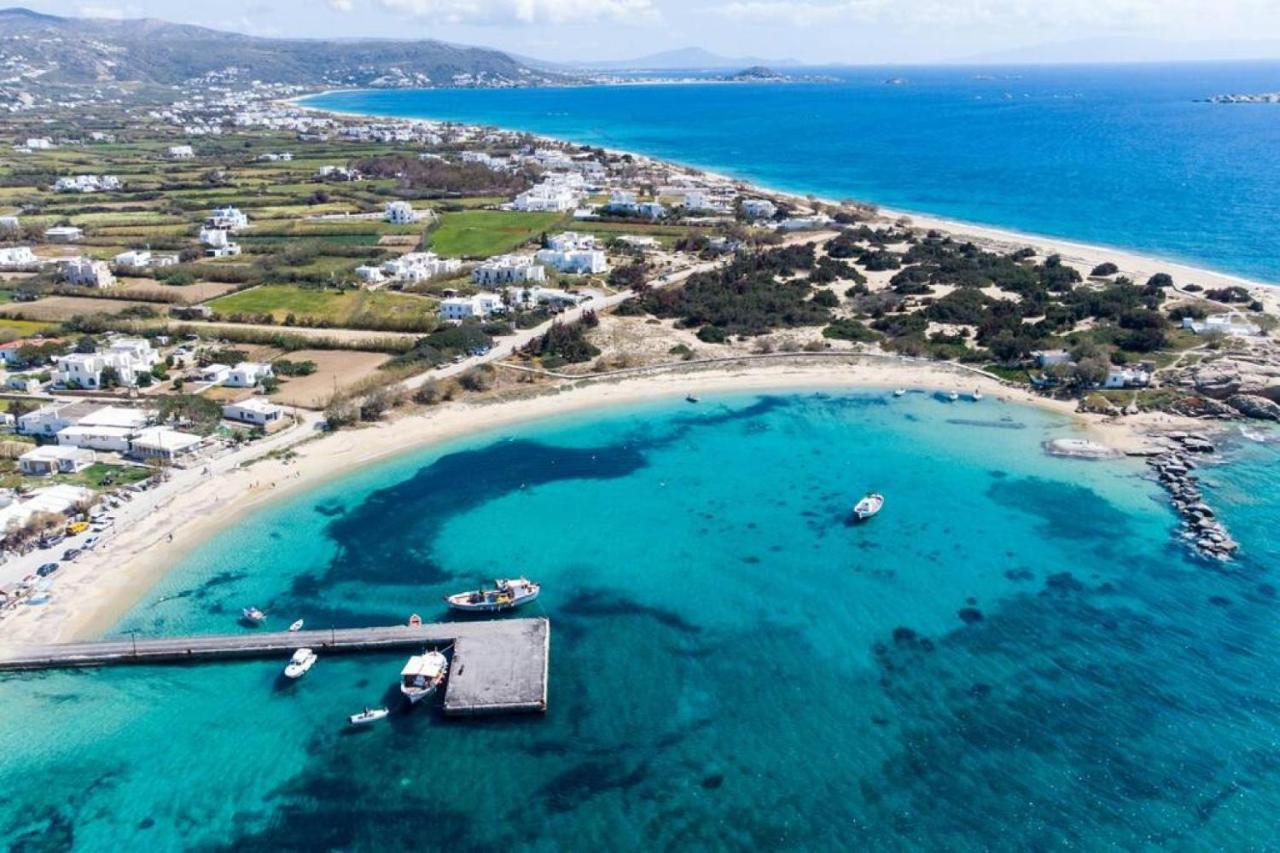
[522, 47, 803, 72]
[952, 36, 1280, 65]
[0, 6, 554, 89]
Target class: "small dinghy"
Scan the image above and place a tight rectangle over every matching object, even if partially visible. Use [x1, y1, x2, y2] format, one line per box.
[971, 389, 984, 401]
[348, 707, 390, 726]
[852, 492, 885, 522]
[242, 607, 266, 625]
[946, 391, 959, 402]
[289, 619, 304, 632]
[283, 648, 317, 680]
[445, 578, 540, 612]
[408, 613, 422, 627]
[893, 388, 906, 397]
[686, 394, 700, 404]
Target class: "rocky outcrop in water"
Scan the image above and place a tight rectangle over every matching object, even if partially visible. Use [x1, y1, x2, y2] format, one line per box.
[1172, 359, 1280, 403]
[1226, 394, 1280, 421]
[1147, 433, 1238, 562]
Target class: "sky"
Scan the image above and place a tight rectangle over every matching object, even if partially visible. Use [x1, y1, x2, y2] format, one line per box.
[24, 0, 1280, 64]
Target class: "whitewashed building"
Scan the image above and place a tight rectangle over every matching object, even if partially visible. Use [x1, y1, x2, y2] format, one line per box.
[380, 252, 461, 282]
[53, 175, 120, 193]
[128, 427, 204, 462]
[18, 445, 95, 477]
[0, 215, 19, 230]
[62, 257, 116, 288]
[0, 247, 36, 267]
[167, 144, 195, 160]
[741, 198, 778, 220]
[506, 285, 584, 310]
[384, 201, 420, 224]
[225, 362, 273, 388]
[223, 398, 285, 427]
[439, 293, 505, 321]
[56, 339, 158, 388]
[514, 184, 579, 212]
[44, 226, 83, 242]
[473, 255, 546, 286]
[208, 206, 249, 230]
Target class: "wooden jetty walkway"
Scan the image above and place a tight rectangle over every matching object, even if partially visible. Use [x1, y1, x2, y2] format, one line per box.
[0, 618, 550, 716]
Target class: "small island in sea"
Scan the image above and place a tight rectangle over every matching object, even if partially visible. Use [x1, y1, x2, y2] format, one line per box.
[1, 4, 1279, 849]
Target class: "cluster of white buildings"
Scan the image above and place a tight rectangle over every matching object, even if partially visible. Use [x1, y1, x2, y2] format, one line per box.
[439, 284, 585, 322]
[257, 151, 293, 162]
[535, 232, 608, 275]
[198, 361, 274, 389]
[362, 251, 461, 285]
[315, 165, 362, 182]
[439, 292, 507, 321]
[17, 402, 204, 462]
[207, 206, 249, 230]
[473, 254, 546, 286]
[53, 174, 121, 193]
[167, 144, 195, 160]
[55, 338, 158, 388]
[62, 257, 116, 289]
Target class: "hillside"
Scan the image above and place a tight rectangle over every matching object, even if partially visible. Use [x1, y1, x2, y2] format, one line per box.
[0, 6, 555, 89]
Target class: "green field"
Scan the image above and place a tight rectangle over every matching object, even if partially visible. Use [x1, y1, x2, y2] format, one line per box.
[208, 284, 437, 328]
[426, 210, 565, 258]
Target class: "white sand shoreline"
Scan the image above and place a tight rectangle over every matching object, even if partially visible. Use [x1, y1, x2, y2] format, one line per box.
[288, 90, 1277, 291]
[0, 358, 1196, 647]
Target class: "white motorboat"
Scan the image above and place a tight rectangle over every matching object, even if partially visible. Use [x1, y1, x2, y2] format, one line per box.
[399, 651, 448, 704]
[348, 707, 390, 726]
[852, 492, 885, 521]
[893, 388, 906, 397]
[946, 391, 959, 402]
[283, 648, 317, 679]
[445, 578, 540, 613]
[242, 607, 266, 625]
[289, 619, 304, 632]
[971, 389, 984, 401]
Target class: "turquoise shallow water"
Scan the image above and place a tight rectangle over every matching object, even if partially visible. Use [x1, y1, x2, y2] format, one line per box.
[304, 62, 1280, 283]
[2, 390, 1279, 850]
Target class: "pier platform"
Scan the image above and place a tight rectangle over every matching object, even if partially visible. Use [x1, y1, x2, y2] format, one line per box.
[0, 617, 549, 716]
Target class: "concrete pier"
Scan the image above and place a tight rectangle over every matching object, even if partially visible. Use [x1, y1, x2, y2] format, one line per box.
[0, 617, 549, 716]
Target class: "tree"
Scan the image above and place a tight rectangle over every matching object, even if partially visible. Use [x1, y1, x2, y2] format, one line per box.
[1090, 262, 1119, 277]
[1075, 356, 1111, 387]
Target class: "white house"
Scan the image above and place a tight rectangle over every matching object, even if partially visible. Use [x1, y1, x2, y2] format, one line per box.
[741, 198, 778, 220]
[1034, 350, 1074, 367]
[1104, 367, 1151, 389]
[208, 206, 249, 230]
[44, 226, 83, 242]
[535, 247, 608, 275]
[439, 293, 505, 322]
[18, 402, 104, 437]
[53, 175, 120, 193]
[19, 445, 95, 476]
[113, 250, 179, 269]
[473, 255, 546, 286]
[607, 190, 637, 212]
[62, 257, 116, 288]
[25, 137, 53, 150]
[200, 227, 241, 257]
[0, 484, 94, 532]
[57, 425, 134, 453]
[167, 144, 195, 160]
[544, 232, 598, 252]
[0, 246, 36, 267]
[354, 264, 385, 285]
[384, 201, 419, 224]
[224, 362, 273, 388]
[1181, 313, 1263, 337]
[223, 398, 285, 427]
[128, 427, 204, 462]
[199, 364, 232, 384]
[777, 215, 834, 231]
[0, 215, 19, 230]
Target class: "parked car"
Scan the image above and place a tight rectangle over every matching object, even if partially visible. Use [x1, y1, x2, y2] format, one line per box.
[62, 548, 81, 562]
[83, 537, 99, 550]
[36, 563, 58, 577]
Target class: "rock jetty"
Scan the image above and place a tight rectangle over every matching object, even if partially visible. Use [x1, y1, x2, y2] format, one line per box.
[1147, 432, 1238, 562]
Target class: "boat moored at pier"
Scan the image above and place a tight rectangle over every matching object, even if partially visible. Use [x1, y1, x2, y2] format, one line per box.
[446, 578, 541, 613]
[400, 651, 448, 704]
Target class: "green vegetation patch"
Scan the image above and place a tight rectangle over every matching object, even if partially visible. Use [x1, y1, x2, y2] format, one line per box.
[427, 210, 564, 258]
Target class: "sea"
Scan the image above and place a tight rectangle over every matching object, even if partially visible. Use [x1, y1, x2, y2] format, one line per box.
[2, 390, 1280, 849]
[304, 62, 1280, 284]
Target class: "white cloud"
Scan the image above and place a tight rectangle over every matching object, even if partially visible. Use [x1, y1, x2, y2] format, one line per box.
[329, 0, 355, 10]
[377, 0, 660, 25]
[77, 4, 135, 19]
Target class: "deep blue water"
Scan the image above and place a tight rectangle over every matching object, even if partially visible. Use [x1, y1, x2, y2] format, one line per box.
[304, 62, 1280, 283]
[2, 390, 1279, 849]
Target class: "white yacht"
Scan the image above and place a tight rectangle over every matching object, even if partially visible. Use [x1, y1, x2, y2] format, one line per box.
[348, 707, 389, 726]
[288, 619, 304, 632]
[399, 651, 448, 704]
[445, 578, 540, 613]
[283, 648, 317, 679]
[971, 389, 984, 401]
[242, 607, 266, 625]
[946, 390, 959, 402]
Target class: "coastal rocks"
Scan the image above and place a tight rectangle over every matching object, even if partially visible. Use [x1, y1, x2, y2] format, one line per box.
[1226, 394, 1280, 421]
[1147, 435, 1238, 562]
[1166, 396, 1238, 419]
[1175, 359, 1280, 403]
[1042, 438, 1122, 460]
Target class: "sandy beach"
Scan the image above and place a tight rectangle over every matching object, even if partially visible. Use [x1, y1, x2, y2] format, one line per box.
[0, 355, 1202, 647]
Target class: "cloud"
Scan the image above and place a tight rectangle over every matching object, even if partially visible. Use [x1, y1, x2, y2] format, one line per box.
[377, 0, 660, 25]
[328, 0, 355, 9]
[76, 4, 137, 19]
